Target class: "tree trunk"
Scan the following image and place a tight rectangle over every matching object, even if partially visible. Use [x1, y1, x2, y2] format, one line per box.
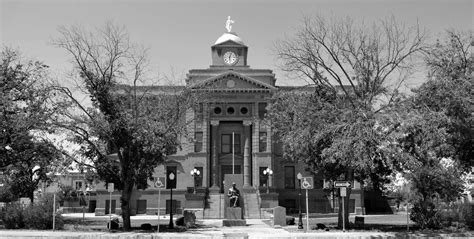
[29, 190, 34, 203]
[121, 180, 133, 230]
[337, 169, 354, 229]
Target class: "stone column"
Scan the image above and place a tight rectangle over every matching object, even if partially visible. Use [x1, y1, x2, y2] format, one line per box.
[252, 119, 260, 187]
[243, 120, 252, 188]
[210, 120, 220, 192]
[202, 105, 208, 153]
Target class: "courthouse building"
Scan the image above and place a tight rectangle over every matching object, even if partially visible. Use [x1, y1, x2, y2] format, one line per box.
[89, 28, 365, 218]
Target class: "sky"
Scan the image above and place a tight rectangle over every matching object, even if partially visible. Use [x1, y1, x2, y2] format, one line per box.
[1, 0, 473, 88]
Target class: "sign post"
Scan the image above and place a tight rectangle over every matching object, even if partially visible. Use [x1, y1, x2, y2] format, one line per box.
[52, 181, 60, 231]
[153, 177, 166, 232]
[107, 183, 114, 231]
[81, 188, 86, 224]
[53, 192, 56, 231]
[406, 202, 410, 232]
[341, 187, 346, 232]
[334, 181, 352, 232]
[301, 177, 313, 232]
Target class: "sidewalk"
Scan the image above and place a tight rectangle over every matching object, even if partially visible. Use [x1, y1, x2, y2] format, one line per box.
[1, 215, 471, 238]
[0, 218, 400, 239]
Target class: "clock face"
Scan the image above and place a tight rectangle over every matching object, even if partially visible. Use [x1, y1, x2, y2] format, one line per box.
[223, 51, 238, 65]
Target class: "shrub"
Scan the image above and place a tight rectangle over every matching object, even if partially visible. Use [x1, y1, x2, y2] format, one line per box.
[459, 202, 474, 230]
[1, 194, 63, 230]
[410, 201, 442, 229]
[286, 216, 295, 225]
[1, 203, 25, 229]
[176, 216, 185, 226]
[434, 201, 474, 230]
[24, 195, 64, 230]
[0, 186, 17, 203]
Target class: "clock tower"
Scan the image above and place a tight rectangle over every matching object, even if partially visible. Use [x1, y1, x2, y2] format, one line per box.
[211, 32, 248, 68]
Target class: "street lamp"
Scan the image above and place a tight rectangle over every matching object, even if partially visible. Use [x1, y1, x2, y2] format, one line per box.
[297, 172, 303, 229]
[190, 168, 200, 194]
[263, 167, 273, 194]
[168, 172, 175, 229]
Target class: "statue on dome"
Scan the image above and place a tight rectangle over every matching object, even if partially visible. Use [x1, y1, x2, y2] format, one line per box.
[225, 16, 234, 32]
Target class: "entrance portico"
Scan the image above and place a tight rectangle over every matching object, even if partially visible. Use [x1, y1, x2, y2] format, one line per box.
[208, 120, 253, 192]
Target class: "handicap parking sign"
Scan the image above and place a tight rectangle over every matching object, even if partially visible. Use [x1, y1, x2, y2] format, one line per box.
[301, 177, 314, 189]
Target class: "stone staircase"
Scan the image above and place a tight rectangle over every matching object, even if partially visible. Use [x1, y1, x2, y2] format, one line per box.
[243, 192, 261, 219]
[203, 189, 265, 219]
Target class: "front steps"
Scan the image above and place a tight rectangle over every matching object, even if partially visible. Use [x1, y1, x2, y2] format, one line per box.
[204, 191, 264, 219]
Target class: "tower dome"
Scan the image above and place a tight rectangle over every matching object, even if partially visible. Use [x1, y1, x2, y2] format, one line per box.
[214, 32, 245, 46]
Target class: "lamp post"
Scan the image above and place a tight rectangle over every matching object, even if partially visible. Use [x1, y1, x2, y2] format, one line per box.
[297, 172, 303, 229]
[190, 168, 200, 194]
[168, 172, 175, 229]
[263, 167, 273, 194]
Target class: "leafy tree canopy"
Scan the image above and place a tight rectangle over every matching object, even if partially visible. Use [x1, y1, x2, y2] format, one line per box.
[53, 22, 192, 230]
[0, 48, 63, 202]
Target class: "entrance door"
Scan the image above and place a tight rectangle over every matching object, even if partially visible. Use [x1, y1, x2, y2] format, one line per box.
[221, 165, 241, 193]
[88, 200, 97, 213]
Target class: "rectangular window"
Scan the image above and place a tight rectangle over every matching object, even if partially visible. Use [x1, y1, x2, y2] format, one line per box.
[194, 132, 203, 152]
[284, 166, 295, 189]
[222, 134, 231, 153]
[194, 166, 203, 187]
[259, 167, 269, 187]
[74, 180, 83, 191]
[258, 103, 267, 119]
[166, 166, 177, 189]
[105, 200, 116, 214]
[221, 134, 241, 154]
[166, 200, 181, 214]
[259, 132, 267, 152]
[234, 134, 241, 154]
[195, 103, 203, 123]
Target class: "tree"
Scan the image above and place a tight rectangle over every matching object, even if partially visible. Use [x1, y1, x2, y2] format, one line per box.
[275, 14, 426, 109]
[399, 30, 473, 228]
[0, 48, 63, 202]
[416, 30, 473, 168]
[53, 23, 191, 230]
[271, 14, 426, 227]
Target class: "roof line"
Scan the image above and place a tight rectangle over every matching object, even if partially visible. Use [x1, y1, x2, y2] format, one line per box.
[191, 71, 277, 90]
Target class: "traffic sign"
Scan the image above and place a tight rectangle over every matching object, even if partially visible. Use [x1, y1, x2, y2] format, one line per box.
[301, 177, 314, 189]
[107, 183, 114, 192]
[154, 177, 166, 189]
[340, 187, 347, 197]
[334, 181, 352, 188]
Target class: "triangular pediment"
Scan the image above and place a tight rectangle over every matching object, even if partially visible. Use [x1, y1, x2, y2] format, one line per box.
[191, 71, 276, 92]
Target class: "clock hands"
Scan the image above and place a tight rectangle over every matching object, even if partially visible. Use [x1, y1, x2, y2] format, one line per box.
[223, 51, 237, 65]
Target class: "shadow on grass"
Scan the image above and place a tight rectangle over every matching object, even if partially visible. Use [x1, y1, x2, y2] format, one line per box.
[62, 218, 189, 233]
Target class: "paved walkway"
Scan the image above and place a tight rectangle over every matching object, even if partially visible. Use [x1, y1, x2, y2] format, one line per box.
[0, 218, 404, 239]
[1, 215, 471, 238]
